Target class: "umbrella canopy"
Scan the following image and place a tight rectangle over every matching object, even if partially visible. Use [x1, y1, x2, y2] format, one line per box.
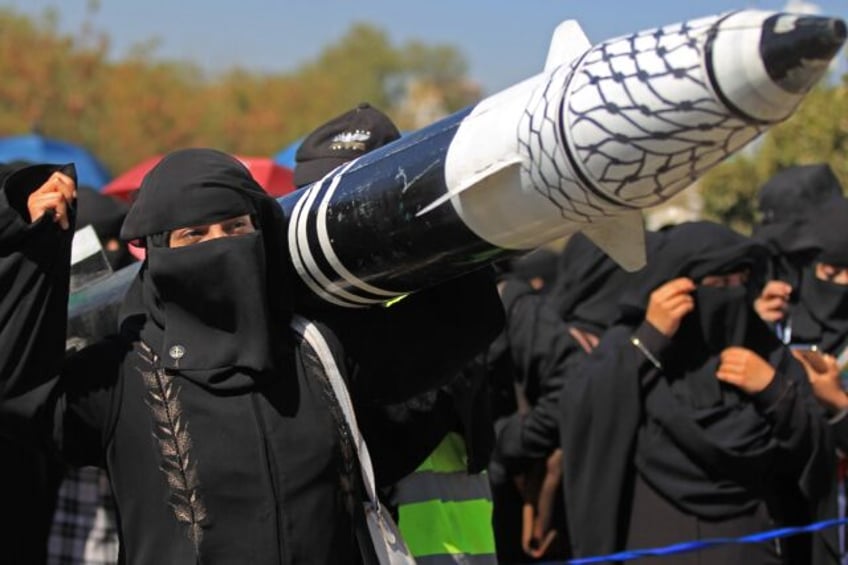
[273, 137, 304, 169]
[102, 154, 295, 201]
[0, 133, 112, 189]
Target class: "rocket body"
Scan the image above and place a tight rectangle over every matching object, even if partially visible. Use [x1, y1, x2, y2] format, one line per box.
[65, 9, 846, 342]
[283, 10, 846, 307]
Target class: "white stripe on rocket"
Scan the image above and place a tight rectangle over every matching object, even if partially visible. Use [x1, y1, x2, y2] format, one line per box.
[288, 181, 357, 307]
[296, 167, 382, 306]
[316, 163, 403, 298]
[708, 12, 805, 122]
[292, 162, 388, 306]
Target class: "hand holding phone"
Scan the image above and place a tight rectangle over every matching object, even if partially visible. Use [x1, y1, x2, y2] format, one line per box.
[792, 346, 848, 412]
[793, 347, 829, 373]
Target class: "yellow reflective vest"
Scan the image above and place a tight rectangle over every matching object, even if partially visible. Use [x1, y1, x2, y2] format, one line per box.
[395, 433, 497, 564]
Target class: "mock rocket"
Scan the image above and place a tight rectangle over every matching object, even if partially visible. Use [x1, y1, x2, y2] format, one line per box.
[68, 8, 845, 341]
[281, 10, 846, 308]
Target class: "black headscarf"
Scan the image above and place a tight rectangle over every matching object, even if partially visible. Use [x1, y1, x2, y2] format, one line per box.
[620, 222, 808, 518]
[791, 197, 848, 352]
[0, 160, 31, 186]
[550, 231, 666, 334]
[752, 164, 844, 286]
[118, 148, 293, 387]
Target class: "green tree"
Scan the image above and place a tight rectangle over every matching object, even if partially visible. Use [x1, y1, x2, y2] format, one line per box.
[698, 154, 761, 233]
[399, 41, 478, 113]
[294, 24, 402, 124]
[0, 8, 476, 177]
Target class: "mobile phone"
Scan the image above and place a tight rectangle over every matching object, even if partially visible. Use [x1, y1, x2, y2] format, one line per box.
[836, 348, 848, 389]
[792, 345, 829, 373]
[837, 347, 848, 374]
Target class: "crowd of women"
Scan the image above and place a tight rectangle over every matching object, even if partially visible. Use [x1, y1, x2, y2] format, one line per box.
[2, 101, 848, 565]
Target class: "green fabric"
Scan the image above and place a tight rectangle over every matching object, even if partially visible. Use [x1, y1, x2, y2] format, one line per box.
[383, 294, 409, 307]
[415, 432, 467, 473]
[396, 433, 495, 557]
[398, 498, 496, 557]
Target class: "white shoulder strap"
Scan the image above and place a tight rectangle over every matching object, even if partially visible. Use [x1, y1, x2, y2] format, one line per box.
[290, 315, 380, 509]
[291, 316, 416, 564]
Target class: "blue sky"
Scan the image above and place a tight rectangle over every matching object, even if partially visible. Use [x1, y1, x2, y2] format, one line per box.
[5, 0, 848, 95]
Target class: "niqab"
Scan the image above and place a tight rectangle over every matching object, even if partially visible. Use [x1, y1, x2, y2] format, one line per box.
[752, 164, 843, 286]
[791, 197, 848, 352]
[118, 148, 293, 387]
[620, 222, 799, 518]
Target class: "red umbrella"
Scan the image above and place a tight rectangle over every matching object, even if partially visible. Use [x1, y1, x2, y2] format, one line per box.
[102, 154, 295, 201]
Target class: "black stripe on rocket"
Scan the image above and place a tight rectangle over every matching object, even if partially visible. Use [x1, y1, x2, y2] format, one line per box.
[284, 106, 507, 306]
[702, 11, 767, 126]
[517, 54, 625, 225]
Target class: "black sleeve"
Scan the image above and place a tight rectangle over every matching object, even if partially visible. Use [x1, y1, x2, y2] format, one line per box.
[0, 164, 75, 446]
[56, 337, 129, 466]
[322, 267, 505, 404]
[830, 411, 848, 454]
[494, 288, 583, 462]
[358, 388, 458, 487]
[750, 350, 836, 501]
[303, 319, 459, 486]
[559, 324, 661, 558]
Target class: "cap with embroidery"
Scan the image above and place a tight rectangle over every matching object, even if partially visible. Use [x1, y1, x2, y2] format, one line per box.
[293, 102, 401, 187]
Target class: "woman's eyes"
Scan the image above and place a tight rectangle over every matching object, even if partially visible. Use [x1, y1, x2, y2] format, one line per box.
[224, 218, 255, 234]
[170, 218, 253, 246]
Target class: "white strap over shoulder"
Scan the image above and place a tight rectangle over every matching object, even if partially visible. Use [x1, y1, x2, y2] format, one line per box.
[291, 315, 379, 503]
[290, 315, 415, 565]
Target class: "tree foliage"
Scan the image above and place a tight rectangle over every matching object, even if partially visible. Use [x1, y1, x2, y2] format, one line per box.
[0, 8, 478, 176]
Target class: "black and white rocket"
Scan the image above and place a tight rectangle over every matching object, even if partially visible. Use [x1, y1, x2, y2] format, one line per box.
[281, 10, 846, 308]
[68, 8, 846, 342]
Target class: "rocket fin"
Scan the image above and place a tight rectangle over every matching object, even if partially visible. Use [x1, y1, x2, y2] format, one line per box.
[580, 211, 647, 272]
[416, 156, 523, 217]
[544, 20, 592, 72]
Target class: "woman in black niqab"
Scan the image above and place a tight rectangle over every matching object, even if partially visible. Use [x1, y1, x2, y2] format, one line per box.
[752, 164, 843, 288]
[1, 145, 506, 564]
[560, 221, 837, 565]
[789, 197, 848, 354]
[118, 148, 293, 384]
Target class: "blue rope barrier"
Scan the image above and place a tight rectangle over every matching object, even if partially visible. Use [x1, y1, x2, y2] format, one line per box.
[536, 516, 848, 564]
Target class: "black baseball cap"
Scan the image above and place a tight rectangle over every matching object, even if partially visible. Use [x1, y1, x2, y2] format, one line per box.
[293, 102, 401, 187]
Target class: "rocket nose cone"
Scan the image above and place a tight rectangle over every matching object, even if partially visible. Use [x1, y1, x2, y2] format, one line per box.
[761, 14, 847, 94]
